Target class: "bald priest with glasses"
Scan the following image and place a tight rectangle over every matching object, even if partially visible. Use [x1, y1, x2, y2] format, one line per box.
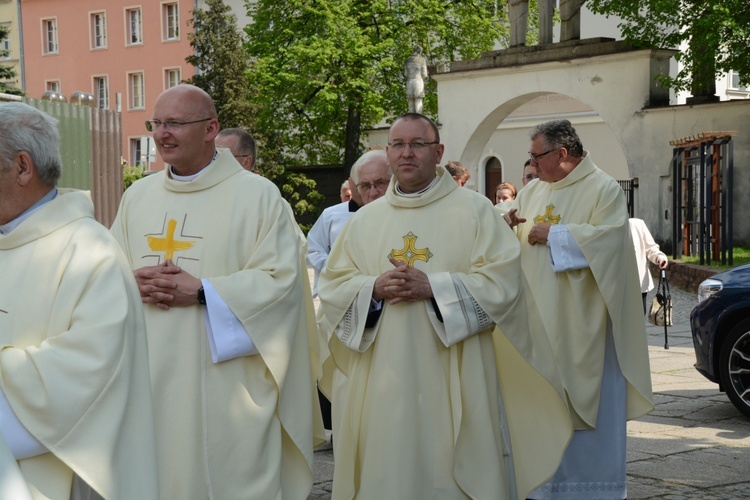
[111, 84, 317, 499]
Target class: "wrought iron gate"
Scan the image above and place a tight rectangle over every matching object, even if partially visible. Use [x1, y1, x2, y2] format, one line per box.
[671, 134, 734, 266]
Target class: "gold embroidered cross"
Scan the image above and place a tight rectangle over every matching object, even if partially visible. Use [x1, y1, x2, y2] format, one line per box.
[533, 204, 561, 224]
[148, 218, 196, 262]
[388, 232, 432, 266]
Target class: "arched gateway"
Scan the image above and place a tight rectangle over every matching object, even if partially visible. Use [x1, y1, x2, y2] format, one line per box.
[430, 38, 750, 246]
[432, 39, 673, 193]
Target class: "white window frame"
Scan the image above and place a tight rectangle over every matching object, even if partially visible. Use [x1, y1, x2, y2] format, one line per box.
[130, 138, 143, 166]
[93, 75, 109, 109]
[45, 80, 61, 92]
[41, 18, 58, 55]
[164, 67, 181, 89]
[125, 7, 143, 46]
[728, 70, 749, 92]
[127, 71, 145, 110]
[89, 11, 107, 50]
[0, 22, 11, 60]
[162, 2, 180, 41]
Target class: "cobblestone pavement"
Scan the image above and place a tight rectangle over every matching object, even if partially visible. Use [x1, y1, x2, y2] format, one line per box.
[307, 269, 750, 499]
[628, 285, 750, 499]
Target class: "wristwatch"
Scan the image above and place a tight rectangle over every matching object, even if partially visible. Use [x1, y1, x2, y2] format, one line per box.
[197, 286, 207, 305]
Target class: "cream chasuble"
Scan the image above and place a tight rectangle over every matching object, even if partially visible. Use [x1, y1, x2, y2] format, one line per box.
[0, 435, 32, 499]
[0, 189, 158, 499]
[110, 150, 315, 499]
[317, 167, 571, 500]
[512, 154, 653, 428]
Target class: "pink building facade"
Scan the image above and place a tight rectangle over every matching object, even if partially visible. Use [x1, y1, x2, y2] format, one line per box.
[21, 0, 196, 170]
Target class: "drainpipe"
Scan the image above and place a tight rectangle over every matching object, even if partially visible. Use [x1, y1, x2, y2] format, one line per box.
[16, 0, 25, 90]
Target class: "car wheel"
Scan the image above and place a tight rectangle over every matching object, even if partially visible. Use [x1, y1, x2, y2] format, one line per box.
[718, 318, 750, 418]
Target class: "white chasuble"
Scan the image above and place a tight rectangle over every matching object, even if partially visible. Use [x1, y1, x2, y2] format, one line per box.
[0, 190, 158, 499]
[317, 167, 572, 500]
[512, 153, 653, 428]
[110, 150, 315, 499]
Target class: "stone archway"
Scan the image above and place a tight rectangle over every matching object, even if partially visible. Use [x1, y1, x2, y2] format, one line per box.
[430, 39, 750, 246]
[432, 40, 674, 194]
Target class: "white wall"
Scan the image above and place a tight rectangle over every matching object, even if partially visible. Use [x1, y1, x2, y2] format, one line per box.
[430, 44, 750, 246]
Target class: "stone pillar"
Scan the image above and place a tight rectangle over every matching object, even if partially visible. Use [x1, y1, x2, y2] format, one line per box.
[538, 0, 555, 44]
[560, 0, 586, 42]
[509, 0, 529, 47]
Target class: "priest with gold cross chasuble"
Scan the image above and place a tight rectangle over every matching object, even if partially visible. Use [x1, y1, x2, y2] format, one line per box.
[111, 85, 316, 499]
[507, 120, 653, 500]
[317, 114, 572, 500]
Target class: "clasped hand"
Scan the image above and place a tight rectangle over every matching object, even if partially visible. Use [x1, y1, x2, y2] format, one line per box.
[373, 257, 432, 305]
[133, 260, 202, 310]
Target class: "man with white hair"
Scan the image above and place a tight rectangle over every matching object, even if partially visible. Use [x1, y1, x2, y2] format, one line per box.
[0, 102, 158, 499]
[307, 149, 390, 431]
[307, 149, 388, 296]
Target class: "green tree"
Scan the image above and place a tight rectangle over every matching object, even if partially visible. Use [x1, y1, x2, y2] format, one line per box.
[186, 0, 257, 129]
[186, 0, 322, 223]
[0, 24, 23, 96]
[245, 0, 511, 169]
[587, 0, 750, 96]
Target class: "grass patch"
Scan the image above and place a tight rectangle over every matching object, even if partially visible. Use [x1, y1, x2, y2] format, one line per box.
[677, 247, 750, 269]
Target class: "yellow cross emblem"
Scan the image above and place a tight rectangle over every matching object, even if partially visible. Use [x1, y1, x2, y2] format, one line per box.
[388, 232, 432, 266]
[147, 218, 196, 262]
[533, 204, 562, 224]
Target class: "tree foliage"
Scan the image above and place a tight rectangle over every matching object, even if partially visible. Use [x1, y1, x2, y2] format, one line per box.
[587, 0, 750, 94]
[186, 0, 322, 222]
[123, 165, 146, 190]
[186, 0, 257, 129]
[244, 0, 511, 168]
[0, 24, 23, 96]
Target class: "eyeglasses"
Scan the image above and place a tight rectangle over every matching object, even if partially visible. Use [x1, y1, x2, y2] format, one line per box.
[388, 141, 439, 151]
[528, 148, 559, 162]
[145, 118, 212, 132]
[357, 179, 391, 191]
[233, 155, 249, 160]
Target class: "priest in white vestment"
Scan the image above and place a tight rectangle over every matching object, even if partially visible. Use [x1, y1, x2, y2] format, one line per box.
[0, 102, 158, 499]
[317, 113, 572, 500]
[110, 85, 315, 499]
[506, 119, 654, 499]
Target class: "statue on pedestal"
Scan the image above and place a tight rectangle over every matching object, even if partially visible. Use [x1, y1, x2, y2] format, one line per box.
[404, 45, 428, 114]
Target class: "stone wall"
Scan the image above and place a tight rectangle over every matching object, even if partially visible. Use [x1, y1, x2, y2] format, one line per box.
[650, 261, 719, 293]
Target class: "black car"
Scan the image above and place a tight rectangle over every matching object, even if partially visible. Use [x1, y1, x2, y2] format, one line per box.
[691, 263, 750, 418]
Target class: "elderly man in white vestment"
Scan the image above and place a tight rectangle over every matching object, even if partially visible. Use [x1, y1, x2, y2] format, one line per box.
[317, 113, 572, 499]
[0, 102, 158, 499]
[110, 84, 316, 499]
[505, 119, 654, 499]
[307, 149, 391, 290]
[307, 160, 366, 298]
[309, 150, 391, 432]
